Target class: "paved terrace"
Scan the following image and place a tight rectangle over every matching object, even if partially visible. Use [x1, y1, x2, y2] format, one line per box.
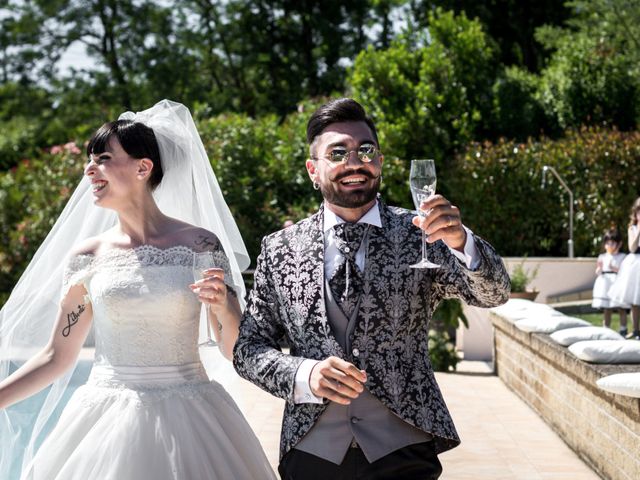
[231, 360, 600, 479]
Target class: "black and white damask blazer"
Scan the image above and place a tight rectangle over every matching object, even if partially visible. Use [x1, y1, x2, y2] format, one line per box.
[233, 199, 510, 459]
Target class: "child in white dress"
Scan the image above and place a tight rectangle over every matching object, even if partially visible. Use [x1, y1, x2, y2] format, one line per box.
[609, 197, 640, 339]
[592, 228, 628, 332]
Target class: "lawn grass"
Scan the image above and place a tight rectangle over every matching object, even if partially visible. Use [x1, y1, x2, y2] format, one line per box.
[572, 311, 626, 333]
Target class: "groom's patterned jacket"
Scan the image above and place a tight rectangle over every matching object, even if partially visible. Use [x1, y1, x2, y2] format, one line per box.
[233, 199, 510, 459]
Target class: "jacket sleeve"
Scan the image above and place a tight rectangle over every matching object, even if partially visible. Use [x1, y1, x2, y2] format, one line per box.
[432, 234, 510, 308]
[233, 236, 306, 401]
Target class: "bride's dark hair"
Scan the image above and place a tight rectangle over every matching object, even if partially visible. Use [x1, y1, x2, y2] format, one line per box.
[87, 120, 163, 190]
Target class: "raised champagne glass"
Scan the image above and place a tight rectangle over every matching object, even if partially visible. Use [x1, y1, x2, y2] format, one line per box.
[409, 159, 441, 269]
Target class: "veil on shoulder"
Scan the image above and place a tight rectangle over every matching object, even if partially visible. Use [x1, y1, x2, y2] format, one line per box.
[0, 100, 250, 478]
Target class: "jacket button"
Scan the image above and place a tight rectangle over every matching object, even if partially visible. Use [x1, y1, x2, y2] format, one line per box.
[352, 348, 360, 357]
[350, 416, 360, 424]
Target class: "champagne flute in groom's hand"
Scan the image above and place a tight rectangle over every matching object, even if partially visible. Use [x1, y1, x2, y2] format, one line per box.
[410, 159, 441, 269]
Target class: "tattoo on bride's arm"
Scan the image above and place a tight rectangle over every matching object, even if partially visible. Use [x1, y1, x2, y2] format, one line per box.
[194, 235, 219, 250]
[62, 304, 86, 337]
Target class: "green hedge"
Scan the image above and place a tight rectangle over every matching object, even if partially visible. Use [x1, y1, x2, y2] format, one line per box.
[196, 103, 323, 264]
[0, 106, 326, 305]
[450, 126, 640, 257]
[3, 123, 640, 305]
[0, 145, 84, 304]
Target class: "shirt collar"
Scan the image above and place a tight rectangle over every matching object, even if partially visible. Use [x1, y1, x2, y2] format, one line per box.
[323, 201, 382, 233]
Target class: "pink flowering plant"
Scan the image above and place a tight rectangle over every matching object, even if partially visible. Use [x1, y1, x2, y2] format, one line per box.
[0, 144, 83, 305]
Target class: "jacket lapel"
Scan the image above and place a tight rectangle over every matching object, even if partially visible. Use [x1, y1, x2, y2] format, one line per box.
[294, 205, 344, 358]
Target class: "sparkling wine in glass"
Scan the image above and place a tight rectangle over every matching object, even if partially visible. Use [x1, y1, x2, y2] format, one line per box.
[410, 159, 441, 269]
[193, 251, 218, 347]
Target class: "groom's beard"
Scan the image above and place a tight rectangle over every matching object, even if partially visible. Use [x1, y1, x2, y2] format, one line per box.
[319, 169, 381, 209]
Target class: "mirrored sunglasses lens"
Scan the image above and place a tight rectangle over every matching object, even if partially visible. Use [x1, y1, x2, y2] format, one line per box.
[329, 151, 347, 163]
[358, 150, 375, 162]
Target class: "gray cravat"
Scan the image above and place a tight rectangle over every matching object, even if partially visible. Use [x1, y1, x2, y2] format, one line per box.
[329, 223, 368, 317]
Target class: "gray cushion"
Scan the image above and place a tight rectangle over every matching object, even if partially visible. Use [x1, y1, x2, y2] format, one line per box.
[550, 326, 624, 346]
[515, 314, 590, 334]
[569, 340, 640, 364]
[596, 372, 640, 397]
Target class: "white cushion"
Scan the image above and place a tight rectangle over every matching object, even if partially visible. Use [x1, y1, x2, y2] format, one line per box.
[596, 372, 640, 398]
[550, 326, 624, 346]
[491, 300, 562, 322]
[569, 340, 640, 363]
[495, 298, 538, 311]
[515, 314, 590, 334]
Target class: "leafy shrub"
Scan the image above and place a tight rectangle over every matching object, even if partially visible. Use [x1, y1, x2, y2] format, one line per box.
[428, 329, 459, 372]
[0, 117, 42, 170]
[536, 29, 640, 130]
[348, 8, 497, 204]
[491, 66, 555, 141]
[509, 258, 539, 293]
[429, 298, 468, 371]
[0, 145, 83, 305]
[196, 101, 323, 264]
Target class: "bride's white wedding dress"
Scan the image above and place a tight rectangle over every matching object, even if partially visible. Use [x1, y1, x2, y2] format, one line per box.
[21, 245, 276, 480]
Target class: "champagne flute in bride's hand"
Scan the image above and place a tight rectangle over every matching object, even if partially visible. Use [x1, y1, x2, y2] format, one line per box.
[410, 159, 441, 269]
[193, 251, 218, 347]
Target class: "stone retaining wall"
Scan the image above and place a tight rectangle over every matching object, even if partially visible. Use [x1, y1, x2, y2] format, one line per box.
[491, 313, 640, 480]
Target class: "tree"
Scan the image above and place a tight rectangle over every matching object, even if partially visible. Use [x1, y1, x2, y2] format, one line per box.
[202, 0, 373, 116]
[348, 8, 497, 205]
[534, 0, 640, 130]
[3, 0, 178, 110]
[414, 0, 572, 72]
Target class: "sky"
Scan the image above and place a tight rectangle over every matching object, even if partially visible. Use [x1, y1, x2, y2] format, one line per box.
[56, 41, 98, 75]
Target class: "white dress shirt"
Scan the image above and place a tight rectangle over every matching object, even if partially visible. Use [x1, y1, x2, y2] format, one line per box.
[294, 201, 479, 403]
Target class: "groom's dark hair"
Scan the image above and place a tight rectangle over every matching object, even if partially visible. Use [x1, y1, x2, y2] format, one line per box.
[306, 98, 379, 148]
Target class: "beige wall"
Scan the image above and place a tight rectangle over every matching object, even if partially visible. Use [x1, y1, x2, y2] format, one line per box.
[502, 256, 597, 303]
[492, 313, 640, 480]
[457, 257, 597, 361]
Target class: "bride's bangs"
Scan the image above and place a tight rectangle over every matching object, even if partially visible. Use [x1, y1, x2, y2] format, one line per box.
[86, 120, 135, 156]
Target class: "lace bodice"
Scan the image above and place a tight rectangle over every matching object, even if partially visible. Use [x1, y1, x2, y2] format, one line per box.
[63, 246, 232, 367]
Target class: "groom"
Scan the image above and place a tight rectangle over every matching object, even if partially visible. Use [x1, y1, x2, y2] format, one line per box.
[234, 98, 510, 479]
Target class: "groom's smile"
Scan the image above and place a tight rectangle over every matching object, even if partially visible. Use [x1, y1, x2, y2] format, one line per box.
[306, 121, 383, 217]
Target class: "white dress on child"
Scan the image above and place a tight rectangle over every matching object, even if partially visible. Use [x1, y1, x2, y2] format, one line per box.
[592, 252, 628, 308]
[20, 246, 276, 480]
[609, 226, 640, 306]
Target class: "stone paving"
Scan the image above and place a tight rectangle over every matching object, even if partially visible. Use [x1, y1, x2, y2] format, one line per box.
[228, 360, 600, 479]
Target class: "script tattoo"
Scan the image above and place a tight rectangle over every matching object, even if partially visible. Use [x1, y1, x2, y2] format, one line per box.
[62, 304, 86, 337]
[194, 235, 218, 249]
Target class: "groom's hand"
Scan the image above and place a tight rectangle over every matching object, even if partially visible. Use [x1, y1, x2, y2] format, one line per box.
[412, 194, 466, 252]
[309, 357, 367, 405]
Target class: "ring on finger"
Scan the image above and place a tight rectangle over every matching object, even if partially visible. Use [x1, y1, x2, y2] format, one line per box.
[447, 216, 453, 227]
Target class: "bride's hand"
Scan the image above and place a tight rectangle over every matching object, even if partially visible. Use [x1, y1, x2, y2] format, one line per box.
[190, 268, 228, 314]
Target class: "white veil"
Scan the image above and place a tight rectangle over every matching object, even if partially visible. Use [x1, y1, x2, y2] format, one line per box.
[0, 100, 250, 478]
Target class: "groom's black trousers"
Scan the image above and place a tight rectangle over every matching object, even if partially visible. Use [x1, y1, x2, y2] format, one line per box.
[278, 441, 442, 480]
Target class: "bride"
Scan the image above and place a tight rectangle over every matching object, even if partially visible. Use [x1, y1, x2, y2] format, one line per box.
[0, 100, 276, 479]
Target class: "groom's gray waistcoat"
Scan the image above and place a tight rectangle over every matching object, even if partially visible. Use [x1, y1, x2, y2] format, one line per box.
[294, 277, 431, 464]
[233, 199, 511, 460]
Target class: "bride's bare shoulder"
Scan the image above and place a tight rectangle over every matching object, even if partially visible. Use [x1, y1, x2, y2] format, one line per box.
[169, 222, 221, 252]
[68, 231, 118, 257]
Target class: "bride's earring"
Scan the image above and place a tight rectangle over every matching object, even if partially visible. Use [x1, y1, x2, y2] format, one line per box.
[313, 180, 320, 190]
